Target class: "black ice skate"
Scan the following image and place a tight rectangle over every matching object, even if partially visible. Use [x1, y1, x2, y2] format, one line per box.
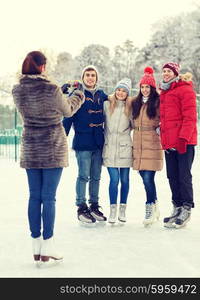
[163, 205, 182, 228]
[175, 206, 191, 229]
[90, 203, 107, 221]
[77, 204, 96, 223]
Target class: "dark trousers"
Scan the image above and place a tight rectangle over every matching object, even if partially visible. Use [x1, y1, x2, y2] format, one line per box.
[164, 145, 195, 208]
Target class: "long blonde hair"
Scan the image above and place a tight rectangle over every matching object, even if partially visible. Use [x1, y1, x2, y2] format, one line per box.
[108, 93, 133, 117]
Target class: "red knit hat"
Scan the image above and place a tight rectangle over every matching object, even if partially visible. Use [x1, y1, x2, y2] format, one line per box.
[139, 67, 156, 88]
[162, 62, 180, 76]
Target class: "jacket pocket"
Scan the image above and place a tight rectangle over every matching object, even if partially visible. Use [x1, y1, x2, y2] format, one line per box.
[119, 141, 133, 158]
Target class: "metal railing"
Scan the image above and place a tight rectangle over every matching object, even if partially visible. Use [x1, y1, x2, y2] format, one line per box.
[0, 127, 22, 161]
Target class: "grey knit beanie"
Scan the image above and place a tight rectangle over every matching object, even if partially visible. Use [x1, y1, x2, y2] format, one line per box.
[115, 78, 132, 95]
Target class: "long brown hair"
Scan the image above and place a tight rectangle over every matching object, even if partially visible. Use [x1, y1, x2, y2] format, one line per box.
[22, 51, 47, 75]
[132, 87, 160, 120]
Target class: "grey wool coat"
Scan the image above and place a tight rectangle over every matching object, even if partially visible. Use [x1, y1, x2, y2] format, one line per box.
[12, 74, 84, 169]
[103, 98, 133, 167]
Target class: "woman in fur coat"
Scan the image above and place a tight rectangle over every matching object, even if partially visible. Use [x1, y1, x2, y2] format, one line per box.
[12, 51, 84, 266]
[103, 78, 133, 224]
[159, 62, 197, 229]
[131, 67, 163, 226]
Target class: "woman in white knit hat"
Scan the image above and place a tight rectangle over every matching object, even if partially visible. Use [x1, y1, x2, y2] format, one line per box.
[103, 78, 133, 223]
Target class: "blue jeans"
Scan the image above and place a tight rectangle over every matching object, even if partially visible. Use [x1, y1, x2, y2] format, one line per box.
[107, 167, 130, 205]
[26, 168, 63, 240]
[139, 170, 157, 204]
[75, 150, 102, 206]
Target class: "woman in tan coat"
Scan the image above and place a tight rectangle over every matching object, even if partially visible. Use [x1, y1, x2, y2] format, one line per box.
[103, 78, 133, 224]
[131, 67, 163, 226]
[12, 51, 84, 266]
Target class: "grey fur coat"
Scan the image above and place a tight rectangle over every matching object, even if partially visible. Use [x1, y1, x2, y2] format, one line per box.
[12, 74, 84, 169]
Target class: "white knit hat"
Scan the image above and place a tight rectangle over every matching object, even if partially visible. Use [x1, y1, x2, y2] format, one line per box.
[115, 78, 132, 95]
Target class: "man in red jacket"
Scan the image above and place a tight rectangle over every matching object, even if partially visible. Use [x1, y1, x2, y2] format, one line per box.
[159, 62, 198, 229]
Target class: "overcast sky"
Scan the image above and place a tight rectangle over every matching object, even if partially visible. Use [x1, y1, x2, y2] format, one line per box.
[0, 0, 196, 76]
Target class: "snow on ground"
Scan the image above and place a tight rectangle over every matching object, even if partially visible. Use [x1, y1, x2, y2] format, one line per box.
[0, 150, 199, 278]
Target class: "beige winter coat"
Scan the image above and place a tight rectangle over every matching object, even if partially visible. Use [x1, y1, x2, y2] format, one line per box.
[131, 103, 163, 171]
[103, 98, 133, 167]
[12, 74, 84, 169]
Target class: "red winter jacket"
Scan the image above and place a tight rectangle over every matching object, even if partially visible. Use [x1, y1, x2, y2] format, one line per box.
[160, 79, 197, 150]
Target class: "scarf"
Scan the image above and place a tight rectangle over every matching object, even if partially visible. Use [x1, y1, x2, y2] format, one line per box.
[82, 82, 97, 96]
[142, 96, 148, 103]
[160, 76, 179, 91]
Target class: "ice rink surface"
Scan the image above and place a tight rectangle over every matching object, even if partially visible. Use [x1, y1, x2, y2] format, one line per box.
[0, 150, 199, 278]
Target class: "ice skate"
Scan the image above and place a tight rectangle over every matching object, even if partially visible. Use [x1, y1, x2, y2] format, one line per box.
[118, 203, 127, 223]
[90, 203, 107, 222]
[77, 204, 96, 224]
[175, 206, 191, 229]
[39, 237, 63, 267]
[143, 203, 156, 227]
[32, 236, 41, 266]
[108, 204, 117, 224]
[32, 236, 41, 261]
[163, 205, 181, 228]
